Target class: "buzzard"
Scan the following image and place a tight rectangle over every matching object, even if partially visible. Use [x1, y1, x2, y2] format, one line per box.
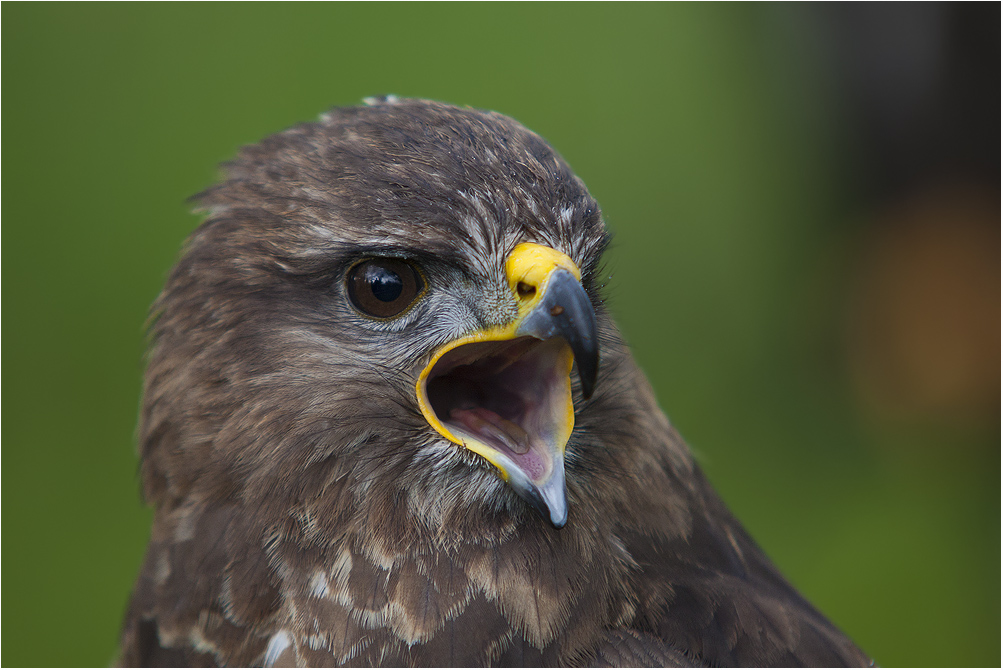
[119, 98, 870, 667]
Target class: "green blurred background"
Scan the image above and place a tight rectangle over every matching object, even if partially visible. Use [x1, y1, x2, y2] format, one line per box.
[3, 4, 999, 667]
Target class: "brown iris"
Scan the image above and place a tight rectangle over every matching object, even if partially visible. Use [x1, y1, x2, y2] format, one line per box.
[346, 258, 425, 318]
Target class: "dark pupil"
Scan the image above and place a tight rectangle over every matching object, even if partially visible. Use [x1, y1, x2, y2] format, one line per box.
[367, 266, 403, 302]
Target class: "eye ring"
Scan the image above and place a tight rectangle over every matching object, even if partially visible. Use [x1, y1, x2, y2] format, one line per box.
[345, 258, 426, 319]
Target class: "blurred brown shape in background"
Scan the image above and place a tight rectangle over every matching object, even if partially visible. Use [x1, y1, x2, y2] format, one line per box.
[809, 3, 1000, 440]
[846, 182, 1000, 430]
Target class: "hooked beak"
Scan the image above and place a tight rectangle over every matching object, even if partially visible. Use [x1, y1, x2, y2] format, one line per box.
[416, 243, 599, 528]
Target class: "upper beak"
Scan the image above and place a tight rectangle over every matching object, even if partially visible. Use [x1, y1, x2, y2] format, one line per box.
[515, 267, 599, 400]
[415, 243, 599, 528]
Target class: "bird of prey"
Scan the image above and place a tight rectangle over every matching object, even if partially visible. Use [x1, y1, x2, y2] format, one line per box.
[119, 97, 870, 667]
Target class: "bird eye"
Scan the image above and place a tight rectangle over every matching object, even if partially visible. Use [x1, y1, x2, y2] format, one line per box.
[346, 258, 425, 318]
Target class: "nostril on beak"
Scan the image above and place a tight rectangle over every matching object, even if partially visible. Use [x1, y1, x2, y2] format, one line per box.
[516, 282, 536, 300]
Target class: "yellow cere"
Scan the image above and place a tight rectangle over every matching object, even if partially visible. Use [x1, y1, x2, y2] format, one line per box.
[505, 242, 581, 315]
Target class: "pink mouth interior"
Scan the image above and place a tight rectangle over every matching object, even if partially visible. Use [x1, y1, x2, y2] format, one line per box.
[424, 337, 568, 482]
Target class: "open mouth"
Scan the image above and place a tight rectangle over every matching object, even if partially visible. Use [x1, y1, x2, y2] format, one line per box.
[413, 242, 599, 528]
[420, 336, 574, 486]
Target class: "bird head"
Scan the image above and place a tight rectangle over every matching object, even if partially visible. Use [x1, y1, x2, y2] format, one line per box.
[129, 98, 872, 670]
[141, 98, 612, 536]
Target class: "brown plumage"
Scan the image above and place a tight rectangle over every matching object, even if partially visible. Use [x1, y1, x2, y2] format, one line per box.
[119, 97, 871, 667]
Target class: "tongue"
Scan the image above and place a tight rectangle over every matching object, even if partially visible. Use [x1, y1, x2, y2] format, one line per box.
[450, 407, 531, 455]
